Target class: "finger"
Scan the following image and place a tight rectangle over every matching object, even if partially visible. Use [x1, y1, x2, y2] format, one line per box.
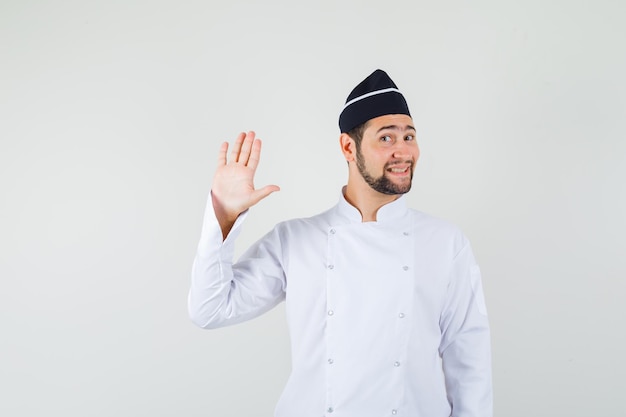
[217, 141, 228, 166]
[230, 132, 246, 163]
[247, 138, 263, 171]
[249, 184, 280, 206]
[239, 131, 255, 165]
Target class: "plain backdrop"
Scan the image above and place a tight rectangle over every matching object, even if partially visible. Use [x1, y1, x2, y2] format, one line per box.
[1, 1, 625, 416]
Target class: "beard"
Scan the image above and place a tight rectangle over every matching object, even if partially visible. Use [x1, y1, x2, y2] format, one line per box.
[355, 147, 414, 195]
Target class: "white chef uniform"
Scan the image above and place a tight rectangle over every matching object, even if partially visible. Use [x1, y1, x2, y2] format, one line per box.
[189, 190, 492, 417]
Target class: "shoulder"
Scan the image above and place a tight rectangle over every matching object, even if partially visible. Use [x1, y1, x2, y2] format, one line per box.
[407, 208, 470, 254]
[273, 207, 335, 235]
[409, 208, 462, 233]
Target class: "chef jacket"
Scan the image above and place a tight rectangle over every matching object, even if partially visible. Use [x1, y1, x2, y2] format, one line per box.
[189, 190, 492, 417]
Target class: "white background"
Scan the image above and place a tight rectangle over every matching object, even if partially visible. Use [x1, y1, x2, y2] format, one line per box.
[1, 1, 625, 416]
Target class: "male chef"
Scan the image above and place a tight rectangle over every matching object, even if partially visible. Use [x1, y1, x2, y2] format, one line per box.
[189, 69, 493, 417]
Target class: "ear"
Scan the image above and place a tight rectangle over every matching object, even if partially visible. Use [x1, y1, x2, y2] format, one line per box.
[339, 133, 356, 162]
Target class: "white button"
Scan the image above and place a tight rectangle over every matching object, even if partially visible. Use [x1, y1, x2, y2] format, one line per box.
[330, 229, 336, 234]
[328, 264, 334, 270]
[398, 313, 405, 318]
[327, 407, 334, 413]
[328, 310, 334, 316]
[403, 231, 409, 236]
[394, 361, 401, 367]
[402, 265, 409, 271]
[392, 409, 398, 415]
[328, 358, 334, 364]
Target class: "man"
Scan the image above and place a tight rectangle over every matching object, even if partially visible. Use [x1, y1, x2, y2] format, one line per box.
[189, 69, 493, 416]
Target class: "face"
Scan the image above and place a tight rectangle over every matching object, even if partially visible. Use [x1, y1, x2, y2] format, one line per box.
[354, 114, 419, 195]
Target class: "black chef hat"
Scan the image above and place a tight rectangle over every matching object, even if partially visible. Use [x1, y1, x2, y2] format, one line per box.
[338, 69, 411, 133]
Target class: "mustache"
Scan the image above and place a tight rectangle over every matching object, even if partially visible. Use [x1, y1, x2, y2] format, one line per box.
[384, 159, 414, 169]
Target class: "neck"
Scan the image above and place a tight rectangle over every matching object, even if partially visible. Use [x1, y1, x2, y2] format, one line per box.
[343, 179, 402, 222]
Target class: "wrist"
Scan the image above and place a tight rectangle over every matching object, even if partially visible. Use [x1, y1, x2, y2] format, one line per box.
[211, 191, 240, 218]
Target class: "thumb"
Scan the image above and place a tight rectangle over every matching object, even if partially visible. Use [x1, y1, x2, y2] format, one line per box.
[249, 184, 280, 206]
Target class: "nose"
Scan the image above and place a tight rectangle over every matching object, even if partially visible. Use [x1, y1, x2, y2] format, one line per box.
[392, 141, 418, 160]
[393, 149, 410, 159]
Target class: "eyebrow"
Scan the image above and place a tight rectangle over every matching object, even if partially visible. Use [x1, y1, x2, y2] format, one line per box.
[376, 125, 416, 134]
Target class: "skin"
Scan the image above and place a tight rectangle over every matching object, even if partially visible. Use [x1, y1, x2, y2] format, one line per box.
[211, 114, 419, 238]
[340, 114, 419, 221]
[211, 131, 280, 239]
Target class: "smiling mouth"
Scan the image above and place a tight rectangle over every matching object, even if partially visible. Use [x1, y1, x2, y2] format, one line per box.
[386, 163, 412, 175]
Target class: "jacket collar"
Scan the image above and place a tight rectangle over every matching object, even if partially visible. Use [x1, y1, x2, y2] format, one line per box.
[335, 186, 409, 223]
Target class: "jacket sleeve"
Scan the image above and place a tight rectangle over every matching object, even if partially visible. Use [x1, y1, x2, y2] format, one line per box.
[188, 193, 286, 329]
[439, 239, 493, 417]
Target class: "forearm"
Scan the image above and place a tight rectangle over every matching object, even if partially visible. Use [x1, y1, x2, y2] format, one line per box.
[188, 193, 247, 328]
[440, 243, 493, 416]
[442, 324, 493, 417]
[188, 193, 286, 329]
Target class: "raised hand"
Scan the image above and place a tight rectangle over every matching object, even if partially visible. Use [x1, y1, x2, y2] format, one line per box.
[211, 131, 280, 238]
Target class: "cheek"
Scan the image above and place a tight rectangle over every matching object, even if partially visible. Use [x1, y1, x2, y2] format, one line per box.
[413, 145, 420, 161]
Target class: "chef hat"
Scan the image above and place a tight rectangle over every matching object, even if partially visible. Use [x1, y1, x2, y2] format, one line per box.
[338, 69, 411, 133]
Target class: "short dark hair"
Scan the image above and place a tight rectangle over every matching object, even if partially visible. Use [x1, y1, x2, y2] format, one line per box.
[347, 121, 369, 150]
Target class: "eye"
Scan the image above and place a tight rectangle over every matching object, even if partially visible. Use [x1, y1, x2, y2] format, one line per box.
[404, 135, 414, 141]
[380, 135, 392, 143]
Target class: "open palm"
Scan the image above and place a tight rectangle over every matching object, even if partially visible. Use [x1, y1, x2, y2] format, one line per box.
[211, 131, 280, 222]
